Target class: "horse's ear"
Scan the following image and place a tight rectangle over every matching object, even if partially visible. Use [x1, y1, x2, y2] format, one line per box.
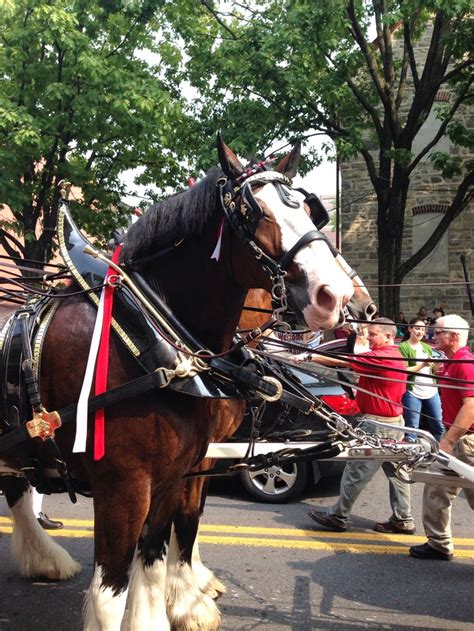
[275, 140, 301, 179]
[216, 132, 245, 178]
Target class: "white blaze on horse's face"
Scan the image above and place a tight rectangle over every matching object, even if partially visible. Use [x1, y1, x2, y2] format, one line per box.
[255, 183, 354, 330]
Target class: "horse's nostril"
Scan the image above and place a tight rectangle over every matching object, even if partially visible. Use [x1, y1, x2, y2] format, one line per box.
[316, 285, 337, 312]
[366, 303, 378, 320]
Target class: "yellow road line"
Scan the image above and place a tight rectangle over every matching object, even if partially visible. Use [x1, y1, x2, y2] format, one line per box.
[1, 525, 472, 557]
[0, 516, 93, 527]
[198, 535, 474, 558]
[199, 524, 474, 545]
[1, 517, 472, 546]
[0, 526, 92, 538]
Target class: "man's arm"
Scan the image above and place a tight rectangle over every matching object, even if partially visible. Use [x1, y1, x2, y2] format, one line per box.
[439, 397, 474, 454]
[293, 352, 350, 368]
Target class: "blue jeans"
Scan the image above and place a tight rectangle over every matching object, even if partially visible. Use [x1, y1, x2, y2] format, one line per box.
[402, 390, 444, 442]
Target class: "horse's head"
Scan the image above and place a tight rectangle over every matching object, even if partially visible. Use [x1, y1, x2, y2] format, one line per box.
[337, 260, 378, 329]
[217, 135, 356, 330]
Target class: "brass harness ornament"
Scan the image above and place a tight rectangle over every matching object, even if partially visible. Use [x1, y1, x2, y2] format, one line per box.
[26, 409, 62, 441]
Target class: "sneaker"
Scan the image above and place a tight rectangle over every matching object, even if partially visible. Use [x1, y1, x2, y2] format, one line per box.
[409, 542, 452, 561]
[374, 521, 415, 535]
[308, 508, 347, 532]
[37, 512, 63, 530]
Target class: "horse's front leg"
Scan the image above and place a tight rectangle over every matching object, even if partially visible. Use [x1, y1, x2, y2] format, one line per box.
[2, 477, 81, 580]
[84, 471, 152, 631]
[189, 475, 226, 599]
[167, 474, 221, 631]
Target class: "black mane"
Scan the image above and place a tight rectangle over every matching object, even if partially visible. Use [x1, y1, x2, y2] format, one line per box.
[121, 166, 222, 263]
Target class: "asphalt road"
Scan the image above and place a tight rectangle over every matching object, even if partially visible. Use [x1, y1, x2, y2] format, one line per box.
[0, 470, 472, 630]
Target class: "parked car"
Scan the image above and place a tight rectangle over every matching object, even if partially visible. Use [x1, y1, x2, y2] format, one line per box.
[223, 344, 360, 503]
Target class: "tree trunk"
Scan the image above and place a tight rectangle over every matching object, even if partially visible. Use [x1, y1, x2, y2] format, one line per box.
[22, 238, 52, 276]
[376, 188, 406, 320]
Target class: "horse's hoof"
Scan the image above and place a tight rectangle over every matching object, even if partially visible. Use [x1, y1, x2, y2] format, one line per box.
[201, 577, 226, 599]
[169, 593, 221, 631]
[29, 556, 81, 581]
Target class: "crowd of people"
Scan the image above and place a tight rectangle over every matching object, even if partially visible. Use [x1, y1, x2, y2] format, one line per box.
[295, 310, 473, 562]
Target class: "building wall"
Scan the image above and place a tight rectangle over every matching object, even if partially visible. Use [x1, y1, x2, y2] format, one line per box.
[340, 25, 474, 322]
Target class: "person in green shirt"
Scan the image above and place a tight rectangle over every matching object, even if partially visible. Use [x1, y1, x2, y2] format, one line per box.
[399, 318, 444, 441]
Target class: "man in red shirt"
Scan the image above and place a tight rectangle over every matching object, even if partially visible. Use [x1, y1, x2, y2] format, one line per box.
[298, 318, 416, 533]
[410, 314, 474, 561]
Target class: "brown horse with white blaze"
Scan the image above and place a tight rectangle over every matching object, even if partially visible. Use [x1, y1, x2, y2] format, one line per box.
[0, 136, 356, 630]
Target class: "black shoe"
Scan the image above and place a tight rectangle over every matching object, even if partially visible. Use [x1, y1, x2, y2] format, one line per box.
[308, 508, 347, 532]
[409, 542, 452, 561]
[374, 521, 415, 535]
[37, 512, 63, 530]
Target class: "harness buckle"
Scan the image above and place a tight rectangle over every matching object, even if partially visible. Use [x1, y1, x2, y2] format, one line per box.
[252, 245, 263, 260]
[106, 274, 121, 288]
[257, 376, 283, 402]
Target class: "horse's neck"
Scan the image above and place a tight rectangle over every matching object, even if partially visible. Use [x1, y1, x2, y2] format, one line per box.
[147, 244, 247, 352]
[239, 289, 273, 331]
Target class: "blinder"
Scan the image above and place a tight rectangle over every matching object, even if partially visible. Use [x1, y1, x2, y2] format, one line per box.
[294, 187, 330, 230]
[241, 182, 265, 237]
[217, 170, 334, 277]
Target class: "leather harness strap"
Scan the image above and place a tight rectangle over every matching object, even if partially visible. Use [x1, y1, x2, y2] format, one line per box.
[278, 230, 328, 271]
[0, 325, 320, 456]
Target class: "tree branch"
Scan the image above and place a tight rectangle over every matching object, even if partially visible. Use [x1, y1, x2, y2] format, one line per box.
[199, 0, 239, 40]
[105, 17, 140, 58]
[346, 1, 387, 105]
[436, 59, 474, 88]
[407, 75, 473, 175]
[381, 1, 395, 89]
[402, 12, 452, 143]
[346, 76, 384, 139]
[403, 20, 420, 88]
[359, 144, 380, 192]
[373, 0, 385, 55]
[397, 13, 422, 106]
[0, 228, 25, 258]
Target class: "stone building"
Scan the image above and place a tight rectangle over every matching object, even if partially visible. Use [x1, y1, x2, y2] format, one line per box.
[340, 24, 473, 323]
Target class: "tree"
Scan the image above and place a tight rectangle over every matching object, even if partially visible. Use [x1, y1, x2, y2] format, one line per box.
[0, 0, 192, 270]
[164, 0, 474, 317]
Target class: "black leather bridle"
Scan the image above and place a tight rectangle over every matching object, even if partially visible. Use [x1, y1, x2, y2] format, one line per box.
[217, 170, 332, 279]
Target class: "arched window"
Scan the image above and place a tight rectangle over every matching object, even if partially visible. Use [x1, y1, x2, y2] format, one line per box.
[412, 92, 452, 161]
[411, 204, 449, 274]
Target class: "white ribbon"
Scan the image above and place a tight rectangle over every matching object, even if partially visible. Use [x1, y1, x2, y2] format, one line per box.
[210, 218, 225, 261]
[73, 287, 106, 453]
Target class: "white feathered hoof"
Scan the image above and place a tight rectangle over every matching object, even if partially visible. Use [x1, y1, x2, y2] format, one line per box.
[167, 569, 221, 631]
[12, 523, 81, 580]
[16, 541, 81, 580]
[193, 561, 226, 599]
[168, 592, 221, 631]
[202, 575, 226, 600]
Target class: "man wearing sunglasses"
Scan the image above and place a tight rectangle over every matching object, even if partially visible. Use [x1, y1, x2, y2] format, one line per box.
[410, 314, 474, 561]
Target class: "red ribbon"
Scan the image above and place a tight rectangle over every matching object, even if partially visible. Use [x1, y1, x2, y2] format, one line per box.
[93, 245, 122, 460]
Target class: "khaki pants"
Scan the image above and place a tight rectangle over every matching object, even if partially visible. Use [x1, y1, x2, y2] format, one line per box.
[330, 415, 414, 528]
[422, 433, 474, 554]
